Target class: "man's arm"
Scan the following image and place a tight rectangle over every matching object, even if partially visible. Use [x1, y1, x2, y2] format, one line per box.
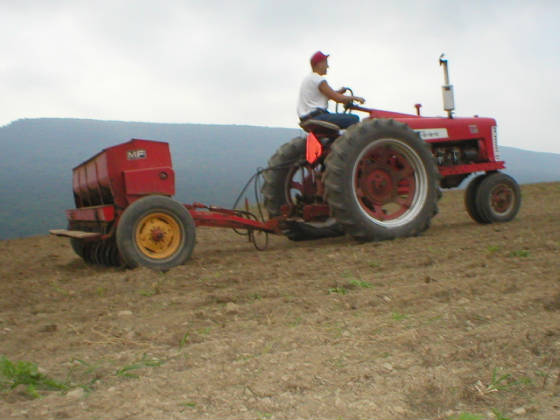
[319, 81, 365, 105]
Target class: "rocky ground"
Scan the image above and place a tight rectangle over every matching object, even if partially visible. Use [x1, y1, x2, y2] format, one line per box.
[1, 183, 559, 419]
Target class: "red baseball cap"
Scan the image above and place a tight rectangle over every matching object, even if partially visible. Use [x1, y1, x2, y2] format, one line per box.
[310, 51, 329, 66]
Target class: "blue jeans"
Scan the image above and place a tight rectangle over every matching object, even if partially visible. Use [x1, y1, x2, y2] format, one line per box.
[312, 110, 359, 129]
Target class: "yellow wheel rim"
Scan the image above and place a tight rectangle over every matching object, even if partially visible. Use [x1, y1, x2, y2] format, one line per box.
[135, 212, 182, 259]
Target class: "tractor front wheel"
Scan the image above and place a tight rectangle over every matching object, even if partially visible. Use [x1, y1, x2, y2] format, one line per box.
[464, 174, 488, 223]
[116, 195, 196, 270]
[474, 172, 521, 223]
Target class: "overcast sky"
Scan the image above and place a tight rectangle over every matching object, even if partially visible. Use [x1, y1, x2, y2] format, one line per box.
[2, 0, 559, 153]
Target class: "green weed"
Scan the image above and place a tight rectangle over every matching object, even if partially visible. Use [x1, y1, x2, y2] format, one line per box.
[451, 413, 483, 420]
[488, 367, 532, 392]
[349, 278, 372, 289]
[0, 355, 69, 398]
[115, 354, 164, 379]
[328, 286, 348, 295]
[249, 293, 262, 301]
[288, 316, 302, 327]
[509, 249, 530, 258]
[391, 312, 408, 321]
[179, 332, 190, 349]
[491, 408, 511, 420]
[487, 245, 501, 253]
[198, 327, 211, 336]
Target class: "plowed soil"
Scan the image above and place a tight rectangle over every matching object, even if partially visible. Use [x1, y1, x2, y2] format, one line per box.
[1, 183, 559, 420]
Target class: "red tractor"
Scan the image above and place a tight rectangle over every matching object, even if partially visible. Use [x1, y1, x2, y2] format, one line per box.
[262, 54, 520, 241]
[51, 55, 520, 270]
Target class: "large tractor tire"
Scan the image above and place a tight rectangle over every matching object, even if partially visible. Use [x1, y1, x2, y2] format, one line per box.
[324, 119, 440, 241]
[261, 137, 344, 241]
[464, 174, 488, 223]
[474, 172, 521, 223]
[116, 195, 196, 270]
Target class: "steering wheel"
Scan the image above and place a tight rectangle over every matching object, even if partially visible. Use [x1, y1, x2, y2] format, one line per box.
[335, 87, 355, 114]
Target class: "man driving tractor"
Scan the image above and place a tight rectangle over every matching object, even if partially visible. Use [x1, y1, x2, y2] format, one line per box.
[297, 51, 365, 129]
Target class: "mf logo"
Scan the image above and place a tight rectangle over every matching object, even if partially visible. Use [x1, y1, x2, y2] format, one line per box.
[127, 149, 147, 160]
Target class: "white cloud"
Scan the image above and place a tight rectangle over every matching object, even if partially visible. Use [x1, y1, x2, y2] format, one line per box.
[1, 0, 559, 152]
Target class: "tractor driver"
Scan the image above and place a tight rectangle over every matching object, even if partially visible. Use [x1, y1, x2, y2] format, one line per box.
[297, 51, 365, 129]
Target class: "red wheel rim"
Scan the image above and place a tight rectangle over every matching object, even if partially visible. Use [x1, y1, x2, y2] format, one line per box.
[490, 184, 514, 214]
[352, 139, 428, 227]
[285, 163, 321, 206]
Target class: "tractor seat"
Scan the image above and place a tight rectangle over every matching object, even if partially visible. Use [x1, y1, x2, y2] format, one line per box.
[299, 119, 341, 138]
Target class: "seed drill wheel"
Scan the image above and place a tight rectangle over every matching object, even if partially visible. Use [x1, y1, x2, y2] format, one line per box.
[261, 136, 343, 241]
[116, 195, 196, 270]
[324, 119, 440, 241]
[474, 172, 521, 223]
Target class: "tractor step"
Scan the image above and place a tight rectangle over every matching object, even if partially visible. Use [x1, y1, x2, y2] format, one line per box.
[49, 229, 102, 239]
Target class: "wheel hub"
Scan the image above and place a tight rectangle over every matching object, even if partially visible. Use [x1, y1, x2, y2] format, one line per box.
[150, 227, 165, 242]
[361, 168, 394, 203]
[135, 212, 181, 259]
[491, 185, 513, 214]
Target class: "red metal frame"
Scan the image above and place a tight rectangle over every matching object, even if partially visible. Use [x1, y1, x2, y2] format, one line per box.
[185, 203, 281, 233]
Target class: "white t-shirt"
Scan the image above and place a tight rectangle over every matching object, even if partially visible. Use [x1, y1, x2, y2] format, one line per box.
[297, 72, 328, 118]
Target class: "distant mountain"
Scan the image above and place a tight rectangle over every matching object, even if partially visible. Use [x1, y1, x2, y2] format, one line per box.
[1, 118, 559, 239]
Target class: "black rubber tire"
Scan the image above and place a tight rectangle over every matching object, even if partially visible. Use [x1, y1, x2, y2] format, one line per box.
[116, 195, 196, 270]
[70, 238, 86, 259]
[324, 119, 440, 241]
[261, 137, 344, 241]
[465, 174, 488, 223]
[474, 172, 521, 223]
[82, 242, 95, 264]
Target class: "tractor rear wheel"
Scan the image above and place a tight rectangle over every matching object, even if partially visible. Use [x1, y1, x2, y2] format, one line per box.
[116, 195, 196, 270]
[324, 119, 440, 241]
[261, 137, 344, 241]
[464, 174, 488, 223]
[474, 172, 521, 223]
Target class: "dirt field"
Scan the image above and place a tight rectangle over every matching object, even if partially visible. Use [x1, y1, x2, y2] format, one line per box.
[1, 183, 559, 419]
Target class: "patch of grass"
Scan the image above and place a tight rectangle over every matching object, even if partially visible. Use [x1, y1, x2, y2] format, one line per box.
[487, 244, 501, 254]
[491, 408, 511, 420]
[67, 359, 105, 392]
[488, 367, 533, 392]
[509, 249, 530, 258]
[50, 281, 70, 296]
[368, 261, 381, 269]
[0, 355, 69, 398]
[198, 327, 211, 336]
[96, 286, 107, 297]
[451, 413, 483, 420]
[115, 354, 165, 379]
[179, 332, 190, 349]
[328, 286, 348, 295]
[391, 312, 408, 321]
[288, 316, 303, 327]
[139, 281, 161, 297]
[349, 278, 372, 289]
[180, 401, 196, 409]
